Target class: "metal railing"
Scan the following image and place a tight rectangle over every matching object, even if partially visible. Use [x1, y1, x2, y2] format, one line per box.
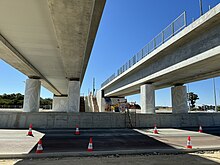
[101, 73, 116, 87]
[101, 12, 187, 88]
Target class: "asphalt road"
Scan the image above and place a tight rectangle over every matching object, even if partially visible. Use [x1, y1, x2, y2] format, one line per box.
[30, 127, 220, 153]
[32, 129, 172, 153]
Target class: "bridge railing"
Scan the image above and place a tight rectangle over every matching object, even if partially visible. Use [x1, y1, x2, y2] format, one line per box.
[101, 73, 116, 87]
[101, 12, 186, 88]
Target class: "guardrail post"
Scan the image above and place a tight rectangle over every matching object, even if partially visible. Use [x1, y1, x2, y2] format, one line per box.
[154, 38, 156, 49]
[184, 11, 187, 27]
[172, 22, 175, 36]
[147, 44, 149, 54]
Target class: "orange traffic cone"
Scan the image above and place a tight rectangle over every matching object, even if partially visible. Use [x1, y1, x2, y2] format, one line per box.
[153, 124, 159, 134]
[27, 123, 33, 136]
[186, 136, 192, 149]
[198, 125, 203, 133]
[36, 139, 43, 153]
[87, 137, 93, 152]
[75, 125, 80, 135]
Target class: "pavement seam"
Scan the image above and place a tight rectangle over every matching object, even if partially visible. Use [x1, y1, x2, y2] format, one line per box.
[0, 148, 220, 159]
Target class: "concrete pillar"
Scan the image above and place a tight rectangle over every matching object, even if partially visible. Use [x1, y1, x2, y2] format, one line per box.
[23, 78, 41, 112]
[68, 81, 80, 112]
[140, 84, 155, 114]
[52, 95, 68, 112]
[171, 85, 188, 113]
[96, 90, 105, 112]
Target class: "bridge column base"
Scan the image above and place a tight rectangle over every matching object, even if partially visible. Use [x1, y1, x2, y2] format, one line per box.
[68, 81, 80, 112]
[171, 85, 188, 113]
[23, 78, 41, 112]
[52, 95, 68, 112]
[140, 84, 155, 114]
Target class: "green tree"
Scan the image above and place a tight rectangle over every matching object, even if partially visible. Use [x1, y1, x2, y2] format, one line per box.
[187, 92, 199, 108]
[0, 93, 52, 107]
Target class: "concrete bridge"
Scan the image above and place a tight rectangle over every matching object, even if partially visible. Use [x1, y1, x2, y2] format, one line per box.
[98, 3, 220, 114]
[0, 0, 105, 112]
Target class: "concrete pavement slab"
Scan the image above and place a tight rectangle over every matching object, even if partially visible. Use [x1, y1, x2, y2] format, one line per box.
[135, 128, 220, 149]
[0, 129, 44, 154]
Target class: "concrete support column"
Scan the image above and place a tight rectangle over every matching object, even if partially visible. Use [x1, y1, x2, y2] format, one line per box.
[171, 85, 188, 113]
[52, 95, 68, 112]
[96, 90, 105, 112]
[23, 78, 41, 112]
[140, 84, 155, 114]
[68, 81, 80, 112]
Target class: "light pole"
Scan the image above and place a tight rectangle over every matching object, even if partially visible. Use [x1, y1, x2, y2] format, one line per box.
[187, 84, 191, 110]
[199, 0, 203, 16]
[213, 78, 218, 112]
[92, 77, 95, 96]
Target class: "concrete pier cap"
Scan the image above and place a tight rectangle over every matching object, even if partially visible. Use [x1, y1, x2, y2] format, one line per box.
[23, 78, 41, 112]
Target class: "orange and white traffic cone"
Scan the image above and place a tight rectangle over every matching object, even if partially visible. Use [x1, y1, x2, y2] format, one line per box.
[75, 125, 80, 135]
[153, 124, 159, 134]
[87, 137, 93, 152]
[36, 139, 43, 153]
[198, 125, 203, 133]
[27, 123, 33, 136]
[186, 136, 192, 149]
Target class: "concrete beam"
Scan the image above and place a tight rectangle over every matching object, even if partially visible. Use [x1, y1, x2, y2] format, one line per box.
[0, 34, 61, 95]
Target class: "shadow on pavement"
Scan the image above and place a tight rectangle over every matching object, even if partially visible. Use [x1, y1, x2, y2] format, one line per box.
[29, 128, 174, 153]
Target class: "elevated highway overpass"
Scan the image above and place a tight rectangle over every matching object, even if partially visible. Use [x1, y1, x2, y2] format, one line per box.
[98, 3, 220, 114]
[0, 0, 106, 112]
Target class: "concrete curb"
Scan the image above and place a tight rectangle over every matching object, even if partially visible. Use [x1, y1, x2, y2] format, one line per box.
[1, 148, 220, 159]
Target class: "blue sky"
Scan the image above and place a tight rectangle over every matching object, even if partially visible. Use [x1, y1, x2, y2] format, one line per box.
[1, 0, 220, 106]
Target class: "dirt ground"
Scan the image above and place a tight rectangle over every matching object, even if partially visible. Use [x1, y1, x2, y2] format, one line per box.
[1, 151, 220, 165]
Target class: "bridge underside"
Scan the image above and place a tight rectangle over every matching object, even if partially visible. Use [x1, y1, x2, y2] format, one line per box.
[0, 0, 105, 113]
[0, 0, 105, 95]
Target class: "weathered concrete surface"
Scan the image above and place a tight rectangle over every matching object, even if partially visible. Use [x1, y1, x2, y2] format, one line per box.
[52, 96, 68, 112]
[140, 84, 155, 114]
[96, 90, 105, 112]
[171, 85, 188, 113]
[23, 79, 41, 112]
[68, 81, 80, 112]
[0, 130, 44, 154]
[0, 112, 220, 129]
[102, 4, 220, 97]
